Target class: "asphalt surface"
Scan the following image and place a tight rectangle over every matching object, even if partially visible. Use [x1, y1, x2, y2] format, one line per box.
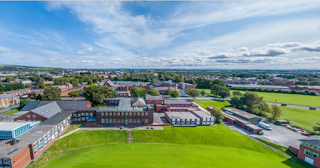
[223, 121, 306, 148]
[153, 113, 170, 125]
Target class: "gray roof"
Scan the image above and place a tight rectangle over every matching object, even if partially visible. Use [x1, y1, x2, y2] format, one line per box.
[165, 99, 192, 105]
[245, 123, 261, 130]
[154, 87, 172, 91]
[31, 102, 62, 119]
[41, 110, 75, 125]
[0, 94, 18, 99]
[3, 88, 30, 94]
[166, 112, 199, 120]
[0, 125, 53, 158]
[223, 107, 261, 120]
[145, 95, 163, 100]
[191, 110, 214, 119]
[20, 101, 91, 112]
[229, 84, 289, 89]
[97, 97, 146, 112]
[0, 121, 39, 131]
[300, 136, 320, 147]
[131, 98, 146, 107]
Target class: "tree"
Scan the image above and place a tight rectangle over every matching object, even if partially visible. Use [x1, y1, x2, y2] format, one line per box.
[309, 91, 318, 96]
[165, 88, 174, 95]
[313, 123, 320, 133]
[230, 96, 242, 109]
[36, 94, 43, 101]
[68, 89, 82, 100]
[42, 86, 62, 101]
[210, 84, 222, 96]
[83, 85, 117, 105]
[210, 108, 224, 124]
[200, 90, 206, 96]
[269, 105, 282, 121]
[257, 102, 271, 116]
[19, 99, 30, 109]
[130, 87, 147, 97]
[232, 91, 242, 97]
[39, 83, 46, 89]
[150, 89, 160, 96]
[184, 88, 193, 95]
[0, 84, 5, 92]
[188, 89, 200, 98]
[88, 79, 93, 85]
[242, 91, 263, 113]
[217, 87, 230, 100]
[170, 90, 180, 98]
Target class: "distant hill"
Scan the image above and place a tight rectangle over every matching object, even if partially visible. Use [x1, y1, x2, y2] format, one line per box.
[0, 65, 62, 71]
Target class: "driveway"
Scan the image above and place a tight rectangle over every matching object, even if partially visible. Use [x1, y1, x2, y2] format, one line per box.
[223, 121, 305, 148]
[153, 113, 170, 125]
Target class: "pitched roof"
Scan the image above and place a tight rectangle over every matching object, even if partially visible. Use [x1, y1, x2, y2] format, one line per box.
[131, 98, 146, 107]
[31, 102, 62, 118]
[0, 94, 18, 99]
[20, 100, 91, 112]
[300, 136, 320, 147]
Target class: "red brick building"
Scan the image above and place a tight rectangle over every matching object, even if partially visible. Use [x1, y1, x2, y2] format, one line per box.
[297, 137, 320, 167]
[152, 80, 178, 89]
[0, 94, 20, 110]
[27, 89, 43, 99]
[3, 88, 31, 96]
[223, 113, 262, 134]
[145, 95, 164, 105]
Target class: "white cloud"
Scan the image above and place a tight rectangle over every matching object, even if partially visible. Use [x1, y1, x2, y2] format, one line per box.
[0, 46, 11, 54]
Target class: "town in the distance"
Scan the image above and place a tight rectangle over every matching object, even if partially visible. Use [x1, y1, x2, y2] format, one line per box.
[0, 66, 320, 168]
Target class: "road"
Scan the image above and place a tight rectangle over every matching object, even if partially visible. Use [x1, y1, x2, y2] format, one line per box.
[175, 97, 320, 111]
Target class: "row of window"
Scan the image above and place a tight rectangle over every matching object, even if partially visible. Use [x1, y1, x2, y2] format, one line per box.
[101, 112, 149, 117]
[27, 115, 37, 118]
[304, 149, 319, 159]
[301, 142, 320, 151]
[101, 118, 149, 124]
[33, 117, 70, 154]
[73, 113, 94, 117]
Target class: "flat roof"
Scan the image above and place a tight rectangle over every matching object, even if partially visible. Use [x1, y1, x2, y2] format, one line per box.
[98, 97, 146, 112]
[300, 136, 320, 147]
[145, 94, 163, 100]
[0, 125, 53, 158]
[0, 121, 39, 131]
[192, 110, 213, 119]
[165, 99, 192, 104]
[223, 113, 251, 124]
[224, 107, 261, 120]
[166, 112, 199, 120]
[245, 123, 261, 130]
[41, 110, 75, 125]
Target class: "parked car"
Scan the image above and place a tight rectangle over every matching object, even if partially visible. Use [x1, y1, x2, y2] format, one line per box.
[259, 122, 272, 130]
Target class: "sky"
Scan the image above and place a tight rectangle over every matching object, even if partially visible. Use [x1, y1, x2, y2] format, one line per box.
[0, 1, 320, 69]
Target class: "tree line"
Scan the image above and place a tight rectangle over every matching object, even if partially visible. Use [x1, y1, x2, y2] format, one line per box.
[0, 83, 27, 92]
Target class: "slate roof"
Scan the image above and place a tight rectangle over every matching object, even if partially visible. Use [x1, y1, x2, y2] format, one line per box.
[31, 102, 62, 119]
[0, 94, 18, 99]
[20, 101, 91, 112]
[131, 98, 146, 107]
[300, 136, 320, 147]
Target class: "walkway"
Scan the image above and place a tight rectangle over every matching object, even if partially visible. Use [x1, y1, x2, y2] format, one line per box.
[128, 130, 132, 143]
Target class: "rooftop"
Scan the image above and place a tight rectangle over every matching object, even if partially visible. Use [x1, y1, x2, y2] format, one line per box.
[98, 97, 146, 112]
[223, 107, 261, 120]
[131, 98, 146, 107]
[300, 136, 320, 147]
[0, 121, 39, 131]
[145, 94, 163, 100]
[0, 94, 18, 99]
[31, 102, 62, 119]
[229, 84, 289, 89]
[165, 99, 192, 104]
[191, 110, 213, 119]
[166, 112, 199, 120]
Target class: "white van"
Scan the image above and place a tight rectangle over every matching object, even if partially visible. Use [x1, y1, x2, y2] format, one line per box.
[259, 122, 272, 130]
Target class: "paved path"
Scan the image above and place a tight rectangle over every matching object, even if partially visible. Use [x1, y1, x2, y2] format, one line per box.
[80, 126, 164, 131]
[128, 130, 132, 143]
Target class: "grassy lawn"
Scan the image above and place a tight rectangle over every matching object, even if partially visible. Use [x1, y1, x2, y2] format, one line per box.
[62, 124, 82, 136]
[266, 106, 320, 133]
[1, 109, 19, 115]
[30, 126, 308, 168]
[95, 104, 107, 107]
[195, 100, 230, 109]
[197, 88, 213, 96]
[231, 90, 320, 108]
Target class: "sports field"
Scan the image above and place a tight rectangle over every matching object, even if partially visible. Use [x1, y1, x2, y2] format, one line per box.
[266, 106, 320, 133]
[30, 125, 310, 168]
[195, 100, 230, 109]
[231, 90, 320, 108]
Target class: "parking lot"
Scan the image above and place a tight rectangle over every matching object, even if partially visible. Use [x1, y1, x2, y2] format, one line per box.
[224, 121, 306, 148]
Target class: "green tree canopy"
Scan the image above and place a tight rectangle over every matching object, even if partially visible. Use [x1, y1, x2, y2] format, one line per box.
[150, 89, 161, 96]
[210, 108, 224, 124]
[83, 85, 117, 105]
[217, 87, 230, 100]
[269, 105, 282, 121]
[42, 86, 62, 101]
[165, 88, 174, 95]
[130, 87, 147, 97]
[170, 90, 180, 98]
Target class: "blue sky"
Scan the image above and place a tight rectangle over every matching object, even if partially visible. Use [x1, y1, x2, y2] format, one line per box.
[0, 1, 320, 69]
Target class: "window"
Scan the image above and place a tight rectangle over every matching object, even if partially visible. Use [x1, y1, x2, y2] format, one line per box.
[78, 118, 81, 121]
[133, 119, 136, 123]
[106, 118, 108, 123]
[145, 119, 148, 123]
[117, 119, 120, 123]
[90, 113, 93, 117]
[129, 113, 132, 116]
[145, 112, 148, 116]
[105, 113, 108, 116]
[137, 112, 140, 116]
[304, 149, 319, 159]
[129, 118, 132, 123]
[121, 118, 124, 123]
[141, 113, 144, 116]
[125, 113, 128, 116]
[137, 118, 140, 123]
[101, 118, 105, 123]
[78, 114, 81, 117]
[86, 113, 89, 116]
[133, 113, 136, 116]
[117, 113, 120, 116]
[81, 113, 84, 116]
[121, 113, 124, 116]
[27, 115, 31, 118]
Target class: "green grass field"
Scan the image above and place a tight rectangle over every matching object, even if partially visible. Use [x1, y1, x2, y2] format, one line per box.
[1, 109, 19, 115]
[62, 124, 82, 136]
[266, 106, 320, 133]
[195, 100, 230, 109]
[231, 90, 320, 108]
[31, 125, 311, 168]
[197, 88, 214, 96]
